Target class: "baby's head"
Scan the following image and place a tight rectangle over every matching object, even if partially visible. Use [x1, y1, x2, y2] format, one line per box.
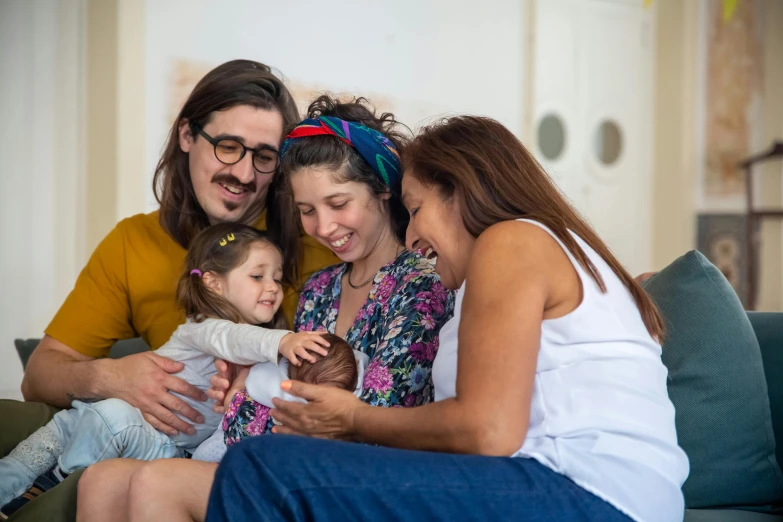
[287, 333, 358, 392]
[176, 223, 288, 328]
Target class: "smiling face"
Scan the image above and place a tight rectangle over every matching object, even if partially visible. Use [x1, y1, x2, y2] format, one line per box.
[402, 174, 476, 290]
[179, 104, 284, 225]
[290, 165, 393, 263]
[214, 241, 284, 324]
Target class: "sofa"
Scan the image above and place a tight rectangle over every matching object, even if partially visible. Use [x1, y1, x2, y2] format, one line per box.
[12, 252, 783, 521]
[682, 311, 782, 521]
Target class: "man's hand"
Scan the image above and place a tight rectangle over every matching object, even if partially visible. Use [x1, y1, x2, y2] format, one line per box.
[107, 352, 208, 436]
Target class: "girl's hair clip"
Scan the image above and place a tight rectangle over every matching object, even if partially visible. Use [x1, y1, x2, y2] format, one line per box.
[219, 233, 236, 247]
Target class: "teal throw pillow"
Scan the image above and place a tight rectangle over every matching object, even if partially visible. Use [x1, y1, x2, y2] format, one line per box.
[643, 250, 783, 508]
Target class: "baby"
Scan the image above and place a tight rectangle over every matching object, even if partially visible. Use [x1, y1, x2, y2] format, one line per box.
[192, 333, 368, 462]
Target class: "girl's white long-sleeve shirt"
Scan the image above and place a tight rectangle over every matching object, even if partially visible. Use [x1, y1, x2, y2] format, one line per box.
[154, 318, 290, 448]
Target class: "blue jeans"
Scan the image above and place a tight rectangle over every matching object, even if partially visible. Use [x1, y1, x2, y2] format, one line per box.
[0, 399, 181, 507]
[206, 435, 632, 522]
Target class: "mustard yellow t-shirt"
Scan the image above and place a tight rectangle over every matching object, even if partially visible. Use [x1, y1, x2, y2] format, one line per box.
[46, 210, 338, 358]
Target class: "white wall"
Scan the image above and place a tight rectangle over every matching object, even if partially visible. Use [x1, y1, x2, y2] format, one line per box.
[140, 0, 526, 212]
[116, 0, 147, 223]
[0, 0, 86, 399]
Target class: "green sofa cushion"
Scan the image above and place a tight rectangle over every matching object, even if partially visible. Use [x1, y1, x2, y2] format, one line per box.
[14, 339, 39, 370]
[643, 250, 783, 508]
[684, 509, 783, 522]
[749, 312, 783, 471]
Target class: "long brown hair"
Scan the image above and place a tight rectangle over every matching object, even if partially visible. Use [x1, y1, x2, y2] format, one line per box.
[176, 223, 288, 329]
[287, 333, 357, 390]
[278, 95, 411, 267]
[404, 116, 664, 340]
[154, 60, 301, 287]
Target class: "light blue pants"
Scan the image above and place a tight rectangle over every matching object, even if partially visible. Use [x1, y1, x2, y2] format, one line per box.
[0, 398, 182, 507]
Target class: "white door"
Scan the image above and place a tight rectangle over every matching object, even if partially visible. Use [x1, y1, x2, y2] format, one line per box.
[533, 0, 654, 275]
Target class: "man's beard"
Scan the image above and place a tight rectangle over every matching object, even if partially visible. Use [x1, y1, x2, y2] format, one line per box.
[224, 194, 267, 225]
[212, 172, 258, 214]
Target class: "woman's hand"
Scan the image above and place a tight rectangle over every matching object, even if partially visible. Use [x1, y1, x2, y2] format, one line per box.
[278, 332, 330, 366]
[207, 359, 236, 415]
[223, 366, 250, 410]
[269, 380, 366, 439]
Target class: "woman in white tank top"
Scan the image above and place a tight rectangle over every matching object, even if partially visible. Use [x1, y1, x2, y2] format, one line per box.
[205, 116, 689, 522]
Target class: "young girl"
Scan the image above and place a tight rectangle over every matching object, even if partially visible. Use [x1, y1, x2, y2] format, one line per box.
[0, 223, 328, 509]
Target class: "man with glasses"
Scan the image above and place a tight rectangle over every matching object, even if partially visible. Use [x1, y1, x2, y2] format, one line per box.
[0, 60, 337, 521]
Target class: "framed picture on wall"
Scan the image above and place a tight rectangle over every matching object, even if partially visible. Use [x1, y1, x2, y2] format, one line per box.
[696, 213, 759, 308]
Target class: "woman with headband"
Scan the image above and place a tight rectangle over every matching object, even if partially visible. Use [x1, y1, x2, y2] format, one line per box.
[216, 96, 456, 445]
[76, 96, 455, 522]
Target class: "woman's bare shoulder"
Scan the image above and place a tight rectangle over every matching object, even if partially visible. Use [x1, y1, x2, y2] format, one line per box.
[474, 220, 564, 263]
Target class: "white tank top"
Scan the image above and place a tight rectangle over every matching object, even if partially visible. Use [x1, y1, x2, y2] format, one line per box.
[432, 219, 689, 522]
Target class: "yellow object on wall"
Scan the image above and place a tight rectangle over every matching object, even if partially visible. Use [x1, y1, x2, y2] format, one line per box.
[723, 0, 739, 22]
[644, 0, 739, 22]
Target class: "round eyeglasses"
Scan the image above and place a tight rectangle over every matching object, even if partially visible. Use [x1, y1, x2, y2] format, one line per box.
[192, 123, 279, 174]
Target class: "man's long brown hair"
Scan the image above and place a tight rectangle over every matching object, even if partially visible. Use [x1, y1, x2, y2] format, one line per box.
[154, 60, 301, 287]
[403, 116, 664, 340]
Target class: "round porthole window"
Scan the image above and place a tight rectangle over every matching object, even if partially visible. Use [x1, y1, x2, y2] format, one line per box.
[537, 114, 566, 161]
[593, 120, 623, 165]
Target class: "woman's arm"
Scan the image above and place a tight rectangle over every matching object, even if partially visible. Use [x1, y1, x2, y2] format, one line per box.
[273, 222, 570, 456]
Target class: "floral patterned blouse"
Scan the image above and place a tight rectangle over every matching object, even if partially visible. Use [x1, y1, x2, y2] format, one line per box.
[222, 250, 455, 445]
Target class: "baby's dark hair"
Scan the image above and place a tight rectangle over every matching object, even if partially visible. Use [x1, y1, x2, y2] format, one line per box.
[278, 95, 411, 250]
[176, 223, 288, 328]
[287, 333, 358, 391]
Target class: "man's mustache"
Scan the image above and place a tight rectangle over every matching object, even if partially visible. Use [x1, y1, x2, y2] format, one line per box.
[212, 173, 256, 193]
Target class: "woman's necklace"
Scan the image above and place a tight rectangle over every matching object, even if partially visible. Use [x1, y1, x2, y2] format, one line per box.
[347, 265, 377, 289]
[347, 245, 404, 290]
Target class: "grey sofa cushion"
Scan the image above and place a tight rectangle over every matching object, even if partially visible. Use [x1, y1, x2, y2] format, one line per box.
[108, 338, 152, 359]
[14, 339, 39, 370]
[14, 338, 150, 369]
